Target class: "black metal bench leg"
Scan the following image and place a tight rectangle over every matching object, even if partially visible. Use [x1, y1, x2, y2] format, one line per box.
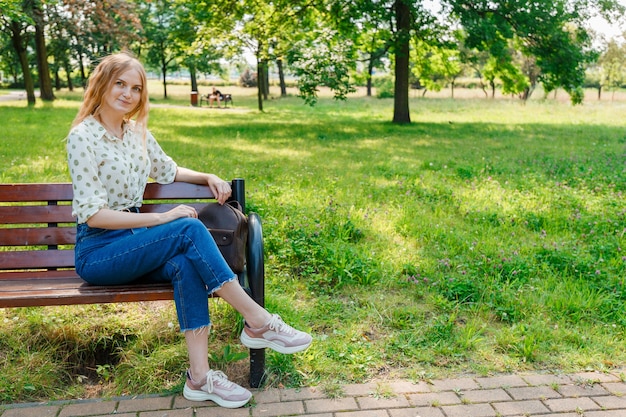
[246, 212, 265, 388]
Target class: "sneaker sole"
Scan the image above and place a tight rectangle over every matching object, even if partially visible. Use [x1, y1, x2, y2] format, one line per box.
[183, 385, 251, 408]
[240, 331, 312, 354]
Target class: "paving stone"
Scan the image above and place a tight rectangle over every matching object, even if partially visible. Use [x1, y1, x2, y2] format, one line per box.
[304, 397, 359, 414]
[58, 400, 118, 416]
[195, 406, 250, 417]
[475, 375, 528, 389]
[593, 394, 626, 409]
[558, 383, 609, 397]
[336, 410, 389, 417]
[491, 400, 549, 416]
[570, 372, 621, 383]
[140, 409, 194, 417]
[253, 388, 282, 404]
[440, 403, 496, 417]
[428, 378, 479, 392]
[356, 395, 410, 410]
[544, 396, 601, 412]
[460, 388, 511, 403]
[388, 407, 445, 417]
[520, 373, 572, 386]
[116, 396, 174, 413]
[0, 405, 60, 417]
[585, 411, 626, 417]
[385, 381, 431, 394]
[342, 383, 379, 397]
[602, 382, 626, 395]
[279, 387, 327, 402]
[252, 400, 304, 417]
[507, 385, 561, 400]
[406, 391, 461, 407]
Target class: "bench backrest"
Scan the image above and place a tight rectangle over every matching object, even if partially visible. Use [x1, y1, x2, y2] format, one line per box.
[0, 181, 244, 272]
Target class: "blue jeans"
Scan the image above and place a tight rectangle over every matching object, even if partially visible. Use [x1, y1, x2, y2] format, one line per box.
[75, 218, 237, 331]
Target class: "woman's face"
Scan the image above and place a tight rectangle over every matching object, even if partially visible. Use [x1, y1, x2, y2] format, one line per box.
[101, 68, 143, 116]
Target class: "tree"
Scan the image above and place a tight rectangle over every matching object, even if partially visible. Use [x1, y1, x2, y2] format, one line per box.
[596, 39, 626, 100]
[412, 39, 464, 98]
[57, 0, 142, 86]
[447, 0, 624, 105]
[140, 0, 179, 99]
[1, 0, 36, 104]
[27, 0, 54, 101]
[171, 0, 235, 94]
[288, 27, 356, 106]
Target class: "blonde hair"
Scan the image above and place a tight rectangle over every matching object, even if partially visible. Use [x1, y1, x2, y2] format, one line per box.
[72, 52, 149, 137]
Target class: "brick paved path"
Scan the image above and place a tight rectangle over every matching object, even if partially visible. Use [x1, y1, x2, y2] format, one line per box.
[1, 369, 625, 417]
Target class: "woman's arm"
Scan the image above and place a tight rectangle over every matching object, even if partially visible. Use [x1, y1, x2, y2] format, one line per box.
[86, 205, 198, 229]
[86, 167, 231, 230]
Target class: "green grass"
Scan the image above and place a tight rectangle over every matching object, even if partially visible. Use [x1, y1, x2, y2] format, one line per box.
[1, 86, 626, 403]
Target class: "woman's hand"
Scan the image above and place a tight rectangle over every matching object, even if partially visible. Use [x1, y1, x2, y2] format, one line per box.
[175, 168, 232, 205]
[206, 174, 232, 205]
[165, 204, 198, 221]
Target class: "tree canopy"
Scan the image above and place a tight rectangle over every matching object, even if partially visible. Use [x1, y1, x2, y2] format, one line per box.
[1, 0, 625, 122]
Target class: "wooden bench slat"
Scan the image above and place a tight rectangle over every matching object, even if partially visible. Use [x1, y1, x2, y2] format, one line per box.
[0, 182, 216, 203]
[143, 182, 215, 199]
[0, 278, 175, 307]
[0, 269, 79, 281]
[0, 183, 74, 202]
[0, 250, 75, 270]
[0, 227, 76, 246]
[0, 205, 74, 224]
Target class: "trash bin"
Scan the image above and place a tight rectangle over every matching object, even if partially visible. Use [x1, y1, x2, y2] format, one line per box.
[190, 91, 198, 107]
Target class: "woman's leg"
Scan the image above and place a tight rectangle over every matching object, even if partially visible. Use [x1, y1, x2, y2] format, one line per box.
[214, 280, 270, 328]
[185, 327, 210, 380]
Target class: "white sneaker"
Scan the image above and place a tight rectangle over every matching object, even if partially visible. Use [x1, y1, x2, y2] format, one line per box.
[183, 369, 252, 408]
[240, 314, 312, 354]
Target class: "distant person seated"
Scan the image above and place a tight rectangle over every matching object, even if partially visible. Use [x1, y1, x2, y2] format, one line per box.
[208, 87, 223, 108]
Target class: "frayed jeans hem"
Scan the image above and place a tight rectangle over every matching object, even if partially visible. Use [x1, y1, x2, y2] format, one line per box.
[181, 324, 212, 334]
[207, 274, 238, 296]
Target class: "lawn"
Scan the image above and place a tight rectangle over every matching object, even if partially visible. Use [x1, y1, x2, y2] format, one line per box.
[1, 86, 625, 403]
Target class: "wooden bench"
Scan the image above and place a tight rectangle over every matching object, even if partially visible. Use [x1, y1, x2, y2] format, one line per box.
[200, 92, 233, 108]
[0, 178, 266, 388]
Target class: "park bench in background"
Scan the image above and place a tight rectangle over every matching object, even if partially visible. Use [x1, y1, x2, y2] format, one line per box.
[0, 179, 266, 388]
[200, 91, 233, 107]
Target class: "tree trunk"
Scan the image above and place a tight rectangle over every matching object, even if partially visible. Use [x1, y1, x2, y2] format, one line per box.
[54, 67, 61, 90]
[367, 56, 374, 97]
[76, 49, 87, 87]
[64, 59, 74, 91]
[189, 65, 198, 92]
[262, 61, 269, 100]
[392, 0, 411, 124]
[256, 56, 264, 111]
[33, 4, 55, 101]
[277, 59, 287, 97]
[161, 60, 168, 99]
[10, 21, 36, 105]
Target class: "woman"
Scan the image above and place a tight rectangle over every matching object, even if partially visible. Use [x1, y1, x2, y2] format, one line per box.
[66, 52, 311, 408]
